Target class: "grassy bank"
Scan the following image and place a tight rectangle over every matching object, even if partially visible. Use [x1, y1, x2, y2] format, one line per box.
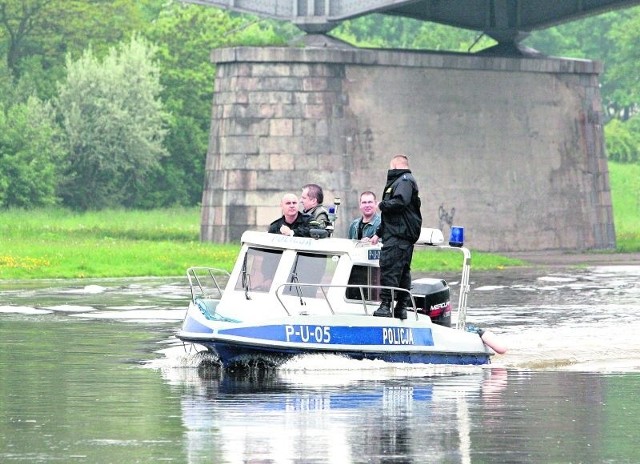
[1, 161, 638, 279]
[0, 208, 237, 279]
[0, 207, 521, 279]
[608, 162, 640, 252]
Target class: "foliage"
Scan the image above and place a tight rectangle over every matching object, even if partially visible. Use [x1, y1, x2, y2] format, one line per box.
[0, 96, 63, 207]
[332, 14, 495, 51]
[604, 118, 640, 163]
[56, 35, 168, 210]
[606, 7, 640, 119]
[0, 0, 154, 100]
[525, 6, 640, 121]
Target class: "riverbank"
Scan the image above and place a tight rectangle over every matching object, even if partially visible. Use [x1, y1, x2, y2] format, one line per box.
[1, 207, 638, 279]
[503, 250, 640, 268]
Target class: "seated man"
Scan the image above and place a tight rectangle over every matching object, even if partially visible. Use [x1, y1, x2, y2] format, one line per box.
[348, 191, 381, 240]
[301, 183, 330, 229]
[268, 193, 313, 237]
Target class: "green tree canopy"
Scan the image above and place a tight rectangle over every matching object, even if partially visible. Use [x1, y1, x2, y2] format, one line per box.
[0, 0, 155, 101]
[56, 35, 168, 210]
[332, 14, 495, 51]
[0, 96, 63, 207]
[605, 117, 640, 163]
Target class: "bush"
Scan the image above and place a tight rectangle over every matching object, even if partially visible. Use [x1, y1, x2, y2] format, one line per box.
[56, 36, 168, 210]
[605, 117, 640, 163]
[0, 98, 64, 208]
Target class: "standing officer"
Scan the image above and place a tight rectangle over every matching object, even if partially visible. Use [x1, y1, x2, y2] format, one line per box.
[371, 154, 422, 319]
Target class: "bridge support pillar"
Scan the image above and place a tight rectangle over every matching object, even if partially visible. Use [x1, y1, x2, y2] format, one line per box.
[201, 46, 615, 252]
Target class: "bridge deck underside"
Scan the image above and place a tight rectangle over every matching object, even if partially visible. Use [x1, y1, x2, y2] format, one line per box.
[184, 0, 640, 41]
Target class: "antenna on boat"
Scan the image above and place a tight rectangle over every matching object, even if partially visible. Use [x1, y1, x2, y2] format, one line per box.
[326, 197, 341, 235]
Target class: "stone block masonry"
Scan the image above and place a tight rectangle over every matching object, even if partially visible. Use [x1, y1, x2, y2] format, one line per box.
[200, 46, 615, 252]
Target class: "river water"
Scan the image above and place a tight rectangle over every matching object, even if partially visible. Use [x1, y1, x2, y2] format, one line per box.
[1, 265, 639, 463]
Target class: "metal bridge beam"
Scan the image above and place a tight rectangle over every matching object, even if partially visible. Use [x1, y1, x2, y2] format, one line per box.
[183, 0, 640, 51]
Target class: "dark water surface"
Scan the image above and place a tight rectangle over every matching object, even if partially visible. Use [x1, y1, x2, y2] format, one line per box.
[1, 266, 639, 463]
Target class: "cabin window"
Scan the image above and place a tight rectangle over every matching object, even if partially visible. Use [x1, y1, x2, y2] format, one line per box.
[346, 265, 381, 302]
[234, 247, 282, 293]
[283, 253, 338, 298]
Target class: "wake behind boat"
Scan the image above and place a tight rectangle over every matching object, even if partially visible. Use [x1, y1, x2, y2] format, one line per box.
[176, 226, 504, 368]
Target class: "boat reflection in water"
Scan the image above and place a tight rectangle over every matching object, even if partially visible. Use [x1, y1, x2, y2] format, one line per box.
[159, 350, 508, 463]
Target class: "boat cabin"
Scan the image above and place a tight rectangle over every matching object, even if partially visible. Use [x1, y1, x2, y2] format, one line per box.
[188, 228, 463, 326]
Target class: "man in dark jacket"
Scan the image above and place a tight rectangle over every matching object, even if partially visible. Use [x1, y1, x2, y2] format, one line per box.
[268, 193, 313, 237]
[371, 154, 422, 319]
[301, 183, 330, 229]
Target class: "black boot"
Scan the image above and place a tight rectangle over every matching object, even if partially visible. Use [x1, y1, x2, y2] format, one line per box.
[393, 298, 408, 320]
[393, 304, 407, 320]
[373, 301, 392, 318]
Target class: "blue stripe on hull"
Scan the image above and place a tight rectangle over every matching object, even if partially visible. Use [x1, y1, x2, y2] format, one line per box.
[219, 324, 433, 346]
[202, 341, 491, 368]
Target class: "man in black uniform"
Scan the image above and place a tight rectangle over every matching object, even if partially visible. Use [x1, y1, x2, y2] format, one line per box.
[371, 154, 422, 319]
[268, 193, 313, 237]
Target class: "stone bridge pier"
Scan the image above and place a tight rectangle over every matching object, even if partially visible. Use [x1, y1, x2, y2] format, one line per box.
[200, 46, 615, 252]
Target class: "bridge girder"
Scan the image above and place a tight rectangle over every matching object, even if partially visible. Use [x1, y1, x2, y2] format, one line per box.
[183, 0, 640, 51]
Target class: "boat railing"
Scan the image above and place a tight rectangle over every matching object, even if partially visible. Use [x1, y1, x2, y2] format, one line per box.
[273, 244, 472, 329]
[186, 267, 230, 302]
[413, 243, 472, 330]
[274, 283, 419, 319]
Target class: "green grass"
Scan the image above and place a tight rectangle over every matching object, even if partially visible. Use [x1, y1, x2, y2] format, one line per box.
[0, 206, 522, 278]
[609, 161, 640, 252]
[412, 248, 520, 271]
[0, 207, 239, 279]
[0, 161, 638, 279]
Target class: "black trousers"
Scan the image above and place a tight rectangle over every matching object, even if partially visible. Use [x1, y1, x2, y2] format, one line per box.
[379, 236, 414, 304]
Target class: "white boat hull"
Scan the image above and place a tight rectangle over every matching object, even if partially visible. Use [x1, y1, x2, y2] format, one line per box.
[177, 302, 492, 367]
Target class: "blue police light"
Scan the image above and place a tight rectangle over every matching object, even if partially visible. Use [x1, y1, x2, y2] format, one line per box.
[449, 226, 464, 247]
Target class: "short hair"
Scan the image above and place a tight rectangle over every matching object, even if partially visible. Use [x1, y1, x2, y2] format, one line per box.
[302, 183, 324, 204]
[360, 191, 376, 201]
[392, 154, 409, 167]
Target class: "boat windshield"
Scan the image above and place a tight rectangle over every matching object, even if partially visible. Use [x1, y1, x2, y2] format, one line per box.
[283, 252, 338, 298]
[346, 265, 381, 302]
[234, 247, 283, 293]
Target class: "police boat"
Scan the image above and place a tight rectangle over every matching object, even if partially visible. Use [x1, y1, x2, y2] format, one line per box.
[176, 222, 504, 368]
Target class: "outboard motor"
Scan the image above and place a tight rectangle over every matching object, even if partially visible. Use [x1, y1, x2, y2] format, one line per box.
[410, 278, 452, 327]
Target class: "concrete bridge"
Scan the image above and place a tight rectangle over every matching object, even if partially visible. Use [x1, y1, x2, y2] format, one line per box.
[188, 0, 638, 251]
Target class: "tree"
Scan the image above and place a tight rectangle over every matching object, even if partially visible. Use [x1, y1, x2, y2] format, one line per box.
[0, 0, 156, 101]
[606, 7, 640, 120]
[332, 14, 494, 52]
[605, 117, 640, 163]
[0, 96, 63, 207]
[524, 7, 640, 121]
[56, 35, 168, 210]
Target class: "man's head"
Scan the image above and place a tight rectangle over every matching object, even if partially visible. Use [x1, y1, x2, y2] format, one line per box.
[390, 154, 410, 169]
[281, 193, 300, 221]
[301, 184, 324, 211]
[359, 191, 377, 221]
